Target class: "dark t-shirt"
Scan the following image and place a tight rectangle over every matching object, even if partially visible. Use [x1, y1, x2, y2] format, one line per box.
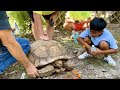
[0, 11, 11, 30]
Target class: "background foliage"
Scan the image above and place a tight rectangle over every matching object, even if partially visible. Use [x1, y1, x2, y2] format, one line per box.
[7, 11, 32, 37]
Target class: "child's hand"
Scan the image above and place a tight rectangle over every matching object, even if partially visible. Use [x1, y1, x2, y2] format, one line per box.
[90, 48, 102, 56]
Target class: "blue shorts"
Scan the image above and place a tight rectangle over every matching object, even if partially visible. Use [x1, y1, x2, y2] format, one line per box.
[0, 37, 31, 74]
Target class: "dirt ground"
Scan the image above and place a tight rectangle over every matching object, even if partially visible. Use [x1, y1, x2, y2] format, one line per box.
[0, 27, 120, 79]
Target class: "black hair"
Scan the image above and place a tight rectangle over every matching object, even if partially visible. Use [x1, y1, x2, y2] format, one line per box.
[90, 17, 107, 31]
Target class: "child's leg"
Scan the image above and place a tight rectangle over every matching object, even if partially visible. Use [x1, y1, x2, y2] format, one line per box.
[83, 37, 92, 45]
[45, 20, 54, 40]
[33, 13, 49, 40]
[83, 37, 93, 54]
[78, 37, 93, 60]
[99, 40, 116, 66]
[99, 40, 109, 56]
[31, 22, 39, 40]
[63, 23, 75, 32]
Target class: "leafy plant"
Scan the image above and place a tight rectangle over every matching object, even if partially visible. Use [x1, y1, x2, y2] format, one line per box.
[7, 11, 31, 37]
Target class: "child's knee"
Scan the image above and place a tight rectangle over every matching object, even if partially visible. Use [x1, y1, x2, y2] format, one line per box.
[99, 41, 109, 50]
[63, 23, 73, 31]
[63, 23, 67, 28]
[84, 37, 91, 45]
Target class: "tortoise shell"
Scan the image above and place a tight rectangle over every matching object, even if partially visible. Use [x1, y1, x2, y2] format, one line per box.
[28, 40, 72, 67]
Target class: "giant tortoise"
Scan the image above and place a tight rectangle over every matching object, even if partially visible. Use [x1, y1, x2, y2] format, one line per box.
[28, 40, 75, 77]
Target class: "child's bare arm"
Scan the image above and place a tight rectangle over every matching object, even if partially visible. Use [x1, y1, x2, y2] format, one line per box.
[77, 37, 91, 54]
[96, 48, 118, 55]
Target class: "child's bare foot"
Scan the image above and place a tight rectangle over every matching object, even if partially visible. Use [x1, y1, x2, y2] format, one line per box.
[39, 35, 49, 40]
